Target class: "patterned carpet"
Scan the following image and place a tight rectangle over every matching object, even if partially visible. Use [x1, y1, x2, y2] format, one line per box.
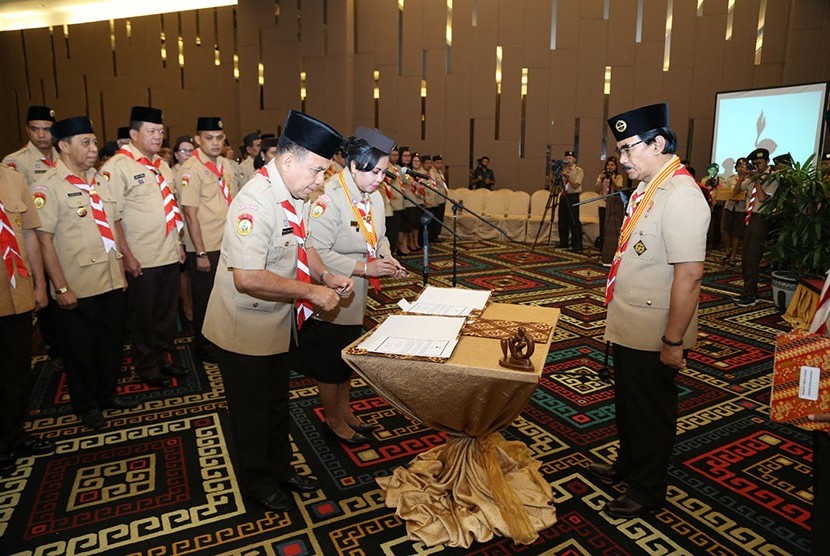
[0, 240, 813, 556]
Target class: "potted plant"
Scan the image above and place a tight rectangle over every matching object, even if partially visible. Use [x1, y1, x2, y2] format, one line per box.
[762, 155, 830, 311]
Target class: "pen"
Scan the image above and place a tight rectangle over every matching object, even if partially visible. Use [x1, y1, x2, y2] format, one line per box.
[378, 254, 407, 273]
[311, 283, 349, 319]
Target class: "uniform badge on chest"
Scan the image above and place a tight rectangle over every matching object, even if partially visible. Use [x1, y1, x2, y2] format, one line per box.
[633, 240, 647, 256]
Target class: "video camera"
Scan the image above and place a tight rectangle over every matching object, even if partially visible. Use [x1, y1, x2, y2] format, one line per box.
[550, 159, 565, 174]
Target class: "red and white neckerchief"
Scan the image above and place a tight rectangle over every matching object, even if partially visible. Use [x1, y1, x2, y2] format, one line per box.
[745, 183, 757, 225]
[65, 173, 117, 253]
[338, 171, 381, 293]
[40, 157, 56, 169]
[810, 272, 830, 335]
[258, 166, 315, 327]
[118, 147, 184, 235]
[605, 156, 683, 306]
[0, 201, 28, 288]
[194, 150, 231, 205]
[280, 199, 314, 328]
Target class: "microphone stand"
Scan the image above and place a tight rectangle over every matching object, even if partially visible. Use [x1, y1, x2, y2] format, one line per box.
[387, 181, 460, 286]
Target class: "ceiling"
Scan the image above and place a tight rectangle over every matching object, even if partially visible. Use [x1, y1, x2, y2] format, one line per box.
[0, 0, 237, 32]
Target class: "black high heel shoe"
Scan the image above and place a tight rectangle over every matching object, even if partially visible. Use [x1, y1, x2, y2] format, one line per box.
[323, 423, 369, 446]
[350, 422, 379, 434]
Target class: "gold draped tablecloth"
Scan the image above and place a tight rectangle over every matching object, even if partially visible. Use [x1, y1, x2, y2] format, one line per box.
[342, 303, 559, 548]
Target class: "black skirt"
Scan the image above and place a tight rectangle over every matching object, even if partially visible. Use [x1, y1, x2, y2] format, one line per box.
[297, 320, 363, 384]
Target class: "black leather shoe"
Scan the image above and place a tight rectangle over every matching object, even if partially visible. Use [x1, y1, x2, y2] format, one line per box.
[603, 494, 658, 518]
[161, 363, 187, 377]
[100, 396, 140, 410]
[257, 489, 295, 512]
[80, 409, 106, 430]
[0, 452, 17, 476]
[350, 421, 379, 434]
[280, 474, 317, 493]
[15, 437, 56, 456]
[142, 374, 172, 388]
[588, 462, 624, 484]
[323, 423, 369, 446]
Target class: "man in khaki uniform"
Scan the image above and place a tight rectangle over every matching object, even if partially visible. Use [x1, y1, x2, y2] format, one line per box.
[557, 150, 584, 251]
[3, 106, 59, 187]
[203, 110, 352, 513]
[101, 106, 186, 388]
[238, 132, 261, 185]
[4, 106, 63, 359]
[384, 147, 405, 253]
[428, 154, 448, 242]
[35, 116, 138, 430]
[179, 117, 239, 362]
[0, 163, 53, 477]
[589, 103, 710, 518]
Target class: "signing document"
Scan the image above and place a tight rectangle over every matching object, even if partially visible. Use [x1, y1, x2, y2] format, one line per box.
[358, 315, 465, 358]
[401, 286, 491, 317]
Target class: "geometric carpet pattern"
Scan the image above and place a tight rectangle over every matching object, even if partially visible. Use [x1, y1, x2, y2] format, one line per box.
[0, 240, 811, 555]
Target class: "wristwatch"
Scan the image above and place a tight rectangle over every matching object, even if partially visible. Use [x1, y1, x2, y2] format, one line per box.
[197, 251, 208, 258]
[56, 286, 69, 294]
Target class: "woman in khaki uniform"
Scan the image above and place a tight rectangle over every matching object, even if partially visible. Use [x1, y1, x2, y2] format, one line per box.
[304, 128, 407, 444]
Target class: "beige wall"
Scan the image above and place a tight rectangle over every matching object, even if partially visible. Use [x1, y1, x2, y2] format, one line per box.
[1, 0, 828, 189]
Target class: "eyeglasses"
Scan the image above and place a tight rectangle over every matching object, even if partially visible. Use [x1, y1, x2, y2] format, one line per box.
[615, 140, 645, 158]
[178, 148, 193, 154]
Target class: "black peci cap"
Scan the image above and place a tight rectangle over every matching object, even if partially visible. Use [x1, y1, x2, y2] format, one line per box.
[51, 116, 95, 141]
[282, 110, 343, 159]
[196, 117, 223, 132]
[27, 105, 55, 123]
[564, 150, 575, 157]
[117, 126, 131, 140]
[130, 106, 163, 125]
[748, 148, 770, 161]
[607, 103, 669, 141]
[242, 132, 260, 147]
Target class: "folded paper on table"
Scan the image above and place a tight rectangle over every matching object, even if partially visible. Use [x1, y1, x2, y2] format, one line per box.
[403, 285, 492, 316]
[770, 330, 830, 431]
[357, 315, 464, 358]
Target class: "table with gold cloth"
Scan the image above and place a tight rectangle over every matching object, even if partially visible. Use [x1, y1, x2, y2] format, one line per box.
[342, 303, 560, 548]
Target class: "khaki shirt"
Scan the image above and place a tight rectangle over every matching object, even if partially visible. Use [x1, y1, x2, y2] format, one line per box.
[723, 174, 746, 211]
[203, 159, 304, 356]
[741, 170, 779, 213]
[306, 170, 391, 325]
[34, 160, 126, 299]
[2, 142, 59, 187]
[238, 157, 256, 186]
[100, 143, 180, 268]
[562, 164, 584, 194]
[0, 165, 39, 316]
[604, 159, 710, 351]
[178, 149, 240, 252]
[388, 164, 405, 212]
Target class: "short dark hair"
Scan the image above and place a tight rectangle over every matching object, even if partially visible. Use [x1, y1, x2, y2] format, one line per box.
[640, 127, 677, 154]
[276, 135, 308, 159]
[342, 137, 386, 172]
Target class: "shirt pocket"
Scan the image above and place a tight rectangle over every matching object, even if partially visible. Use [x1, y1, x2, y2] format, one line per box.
[629, 221, 659, 261]
[628, 287, 670, 310]
[234, 294, 277, 313]
[62, 195, 99, 266]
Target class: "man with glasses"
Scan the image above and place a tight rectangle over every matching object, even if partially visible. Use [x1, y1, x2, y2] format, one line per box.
[589, 103, 710, 518]
[3, 106, 59, 187]
[101, 106, 186, 388]
[178, 117, 239, 363]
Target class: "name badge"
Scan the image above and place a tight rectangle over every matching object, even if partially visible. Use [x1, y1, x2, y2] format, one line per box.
[281, 227, 293, 236]
[350, 221, 358, 227]
[133, 173, 146, 180]
[67, 191, 83, 197]
[35, 169, 47, 174]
